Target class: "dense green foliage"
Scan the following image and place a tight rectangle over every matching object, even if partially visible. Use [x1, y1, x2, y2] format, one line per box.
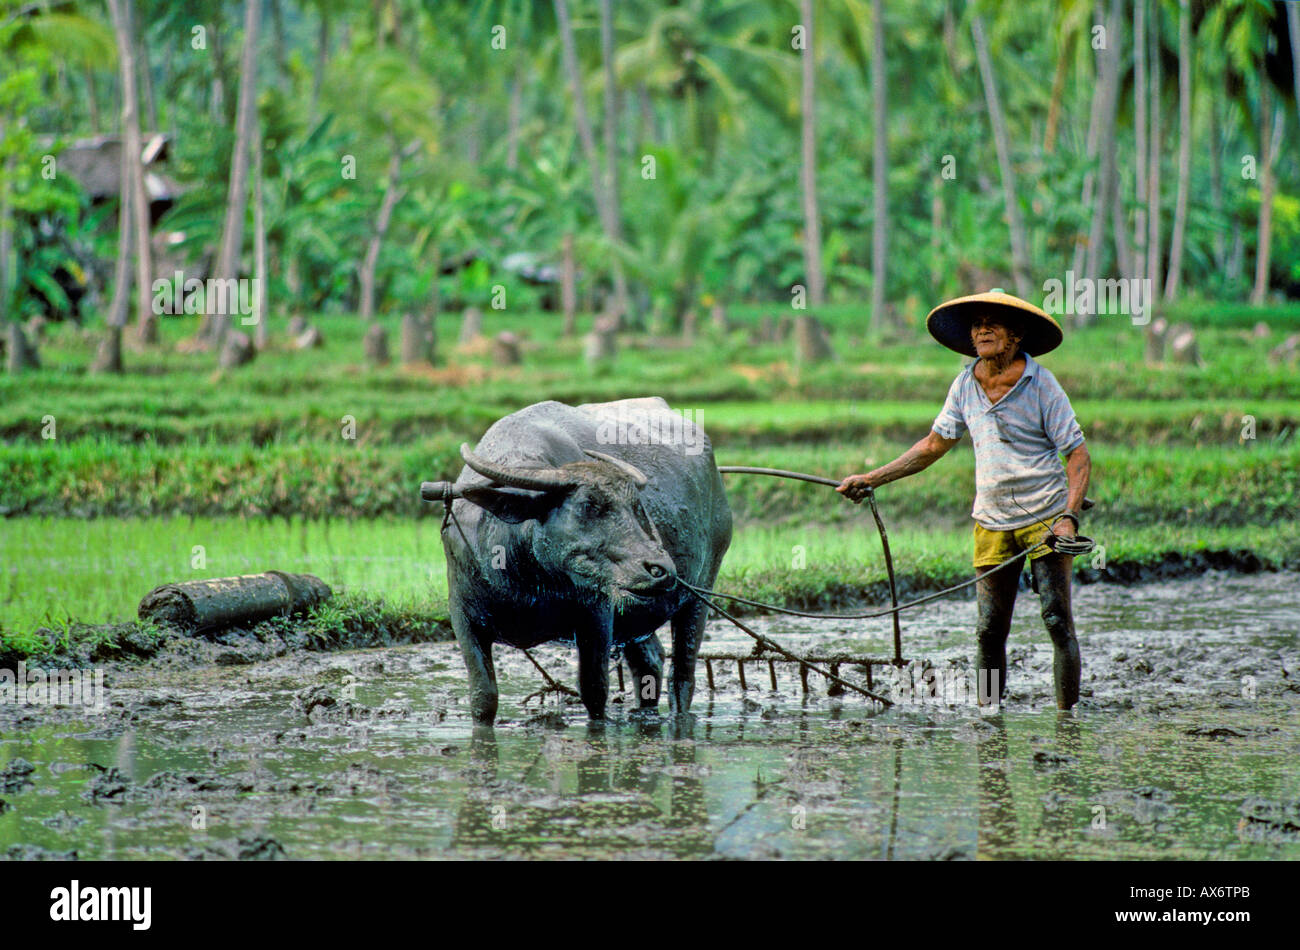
[1, 0, 1297, 321]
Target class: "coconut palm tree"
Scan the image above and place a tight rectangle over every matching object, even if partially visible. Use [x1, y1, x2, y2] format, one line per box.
[798, 0, 824, 307]
[106, 0, 153, 349]
[207, 0, 260, 347]
[1163, 0, 1193, 300]
[969, 9, 1030, 297]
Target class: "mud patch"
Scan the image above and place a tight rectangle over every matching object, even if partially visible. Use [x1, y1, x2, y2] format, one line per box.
[0, 571, 1297, 860]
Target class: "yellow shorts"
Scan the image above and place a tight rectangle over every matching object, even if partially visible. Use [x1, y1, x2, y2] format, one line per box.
[973, 521, 1053, 569]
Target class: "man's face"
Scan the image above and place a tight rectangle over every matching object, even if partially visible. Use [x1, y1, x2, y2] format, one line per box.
[970, 314, 1020, 359]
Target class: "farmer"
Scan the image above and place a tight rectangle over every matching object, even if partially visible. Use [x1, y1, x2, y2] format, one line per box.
[837, 291, 1091, 710]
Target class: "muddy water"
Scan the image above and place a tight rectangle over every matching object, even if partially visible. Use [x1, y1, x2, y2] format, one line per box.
[2, 571, 1298, 860]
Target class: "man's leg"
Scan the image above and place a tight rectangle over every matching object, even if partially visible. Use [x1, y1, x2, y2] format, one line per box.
[975, 564, 1020, 705]
[1031, 553, 1080, 710]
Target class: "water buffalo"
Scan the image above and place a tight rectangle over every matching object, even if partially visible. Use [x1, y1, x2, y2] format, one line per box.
[432, 397, 732, 724]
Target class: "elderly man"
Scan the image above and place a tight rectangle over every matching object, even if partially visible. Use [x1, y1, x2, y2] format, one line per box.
[837, 291, 1091, 710]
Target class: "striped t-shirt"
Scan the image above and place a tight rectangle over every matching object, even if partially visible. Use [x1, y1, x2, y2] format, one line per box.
[931, 352, 1085, 530]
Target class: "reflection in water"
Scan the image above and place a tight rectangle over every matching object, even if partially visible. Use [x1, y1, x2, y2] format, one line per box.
[450, 719, 712, 856]
[976, 717, 1016, 859]
[885, 735, 901, 861]
[1040, 712, 1084, 850]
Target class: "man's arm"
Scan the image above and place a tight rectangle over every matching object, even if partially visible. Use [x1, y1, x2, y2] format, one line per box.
[1053, 442, 1092, 538]
[837, 430, 961, 503]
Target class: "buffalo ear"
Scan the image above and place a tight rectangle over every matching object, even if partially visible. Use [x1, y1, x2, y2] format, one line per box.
[457, 484, 567, 524]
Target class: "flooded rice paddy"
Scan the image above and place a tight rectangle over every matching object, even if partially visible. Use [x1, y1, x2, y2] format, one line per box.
[2, 570, 1298, 860]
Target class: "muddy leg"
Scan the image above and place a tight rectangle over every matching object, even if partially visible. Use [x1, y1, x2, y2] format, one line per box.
[623, 634, 663, 711]
[669, 598, 708, 716]
[1032, 553, 1080, 710]
[975, 565, 1020, 705]
[576, 611, 613, 721]
[450, 595, 498, 725]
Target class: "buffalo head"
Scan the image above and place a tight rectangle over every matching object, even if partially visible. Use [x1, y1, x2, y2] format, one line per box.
[459, 443, 677, 609]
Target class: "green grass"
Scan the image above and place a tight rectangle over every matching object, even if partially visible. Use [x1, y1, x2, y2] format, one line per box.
[4, 515, 1298, 656]
[4, 304, 1299, 448]
[2, 436, 1294, 523]
[3, 300, 1298, 658]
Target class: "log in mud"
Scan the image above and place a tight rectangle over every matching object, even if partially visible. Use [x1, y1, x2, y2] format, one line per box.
[138, 572, 332, 634]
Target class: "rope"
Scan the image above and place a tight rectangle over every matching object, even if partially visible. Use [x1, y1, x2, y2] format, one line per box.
[717, 465, 903, 661]
[679, 541, 1045, 620]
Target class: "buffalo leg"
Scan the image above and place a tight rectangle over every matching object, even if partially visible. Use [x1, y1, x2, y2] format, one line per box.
[623, 634, 664, 711]
[576, 612, 613, 721]
[669, 597, 709, 715]
[449, 588, 498, 725]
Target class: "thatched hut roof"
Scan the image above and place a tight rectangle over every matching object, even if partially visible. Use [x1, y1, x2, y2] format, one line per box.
[42, 133, 180, 203]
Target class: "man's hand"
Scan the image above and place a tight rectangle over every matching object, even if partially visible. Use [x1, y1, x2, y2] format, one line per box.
[1051, 515, 1077, 541]
[837, 474, 876, 504]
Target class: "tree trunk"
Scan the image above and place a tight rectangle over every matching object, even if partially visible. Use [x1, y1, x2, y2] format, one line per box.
[1043, 25, 1069, 154]
[401, 312, 435, 364]
[209, 0, 261, 345]
[1072, 1, 1104, 282]
[109, 0, 153, 341]
[798, 0, 826, 309]
[1133, 0, 1147, 282]
[312, 7, 329, 120]
[1227, 220, 1243, 283]
[0, 122, 11, 325]
[971, 14, 1030, 298]
[107, 127, 133, 331]
[870, 0, 886, 327]
[1290, 3, 1300, 132]
[561, 231, 577, 336]
[1146, 1, 1162, 297]
[941, 0, 961, 80]
[1084, 0, 1121, 293]
[554, 0, 628, 326]
[598, 0, 630, 324]
[930, 173, 943, 287]
[359, 150, 406, 322]
[253, 115, 268, 349]
[1250, 103, 1283, 305]
[1209, 94, 1224, 269]
[90, 324, 123, 373]
[1163, 0, 1192, 300]
[506, 61, 523, 172]
[1111, 168, 1133, 282]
